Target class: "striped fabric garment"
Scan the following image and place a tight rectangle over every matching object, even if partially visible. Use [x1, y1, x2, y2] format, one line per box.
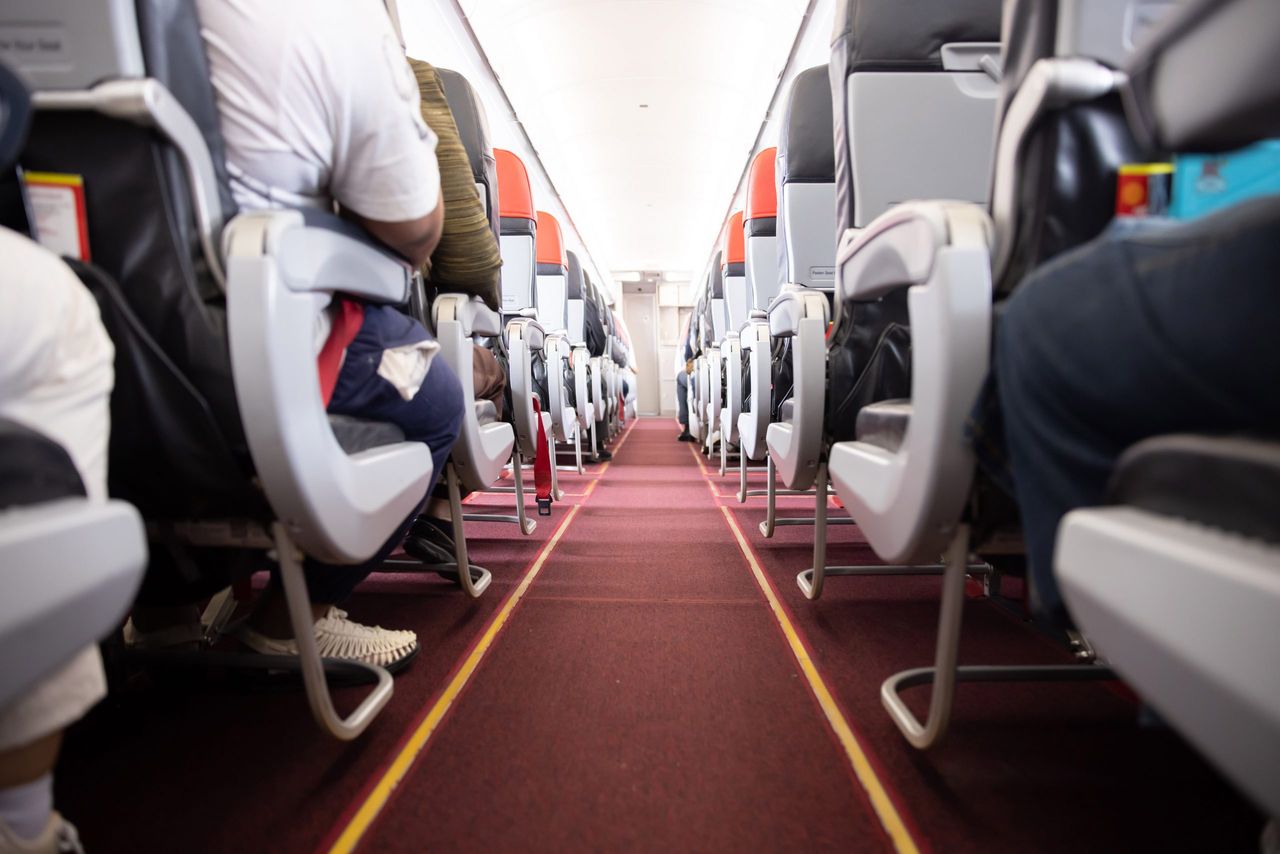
[408, 58, 503, 311]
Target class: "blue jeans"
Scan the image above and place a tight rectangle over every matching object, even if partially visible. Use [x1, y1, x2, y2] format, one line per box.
[982, 196, 1280, 622]
[304, 306, 465, 604]
[676, 370, 689, 428]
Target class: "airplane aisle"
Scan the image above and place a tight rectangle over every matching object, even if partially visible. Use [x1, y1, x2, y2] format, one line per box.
[54, 419, 1259, 853]
[348, 418, 889, 851]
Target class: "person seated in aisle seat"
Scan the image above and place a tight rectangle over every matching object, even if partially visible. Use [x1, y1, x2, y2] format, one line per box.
[127, 0, 465, 668]
[675, 314, 695, 442]
[973, 196, 1280, 623]
[0, 227, 114, 852]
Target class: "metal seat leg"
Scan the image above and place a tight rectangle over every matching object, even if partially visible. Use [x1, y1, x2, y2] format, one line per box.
[880, 524, 1115, 749]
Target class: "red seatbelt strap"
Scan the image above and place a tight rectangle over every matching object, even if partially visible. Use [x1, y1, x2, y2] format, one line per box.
[531, 396, 553, 515]
[316, 298, 366, 407]
[618, 392, 626, 425]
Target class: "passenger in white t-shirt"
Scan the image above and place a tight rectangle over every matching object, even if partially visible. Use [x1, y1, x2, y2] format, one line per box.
[144, 0, 464, 669]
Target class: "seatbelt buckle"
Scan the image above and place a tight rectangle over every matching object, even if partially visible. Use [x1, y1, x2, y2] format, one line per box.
[537, 497, 553, 516]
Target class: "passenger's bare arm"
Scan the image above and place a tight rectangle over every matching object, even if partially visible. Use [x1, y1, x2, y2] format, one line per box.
[350, 197, 443, 268]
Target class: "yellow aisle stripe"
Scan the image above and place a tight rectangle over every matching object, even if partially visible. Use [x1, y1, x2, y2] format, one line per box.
[687, 443, 711, 479]
[329, 503, 583, 854]
[719, 506, 921, 854]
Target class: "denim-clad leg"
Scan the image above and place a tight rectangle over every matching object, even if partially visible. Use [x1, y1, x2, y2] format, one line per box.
[676, 370, 689, 428]
[304, 305, 466, 605]
[991, 196, 1280, 622]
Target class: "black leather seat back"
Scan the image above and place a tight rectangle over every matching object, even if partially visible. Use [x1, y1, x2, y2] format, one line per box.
[18, 0, 258, 517]
[565, 250, 587, 347]
[0, 62, 30, 173]
[566, 252, 584, 300]
[437, 66, 500, 243]
[995, 0, 1152, 294]
[582, 271, 608, 358]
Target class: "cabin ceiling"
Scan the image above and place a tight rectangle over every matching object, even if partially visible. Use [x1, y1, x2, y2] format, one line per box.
[457, 0, 810, 283]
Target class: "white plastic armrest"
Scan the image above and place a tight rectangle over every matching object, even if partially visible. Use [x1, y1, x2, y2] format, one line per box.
[224, 209, 413, 305]
[225, 211, 433, 564]
[433, 294, 515, 490]
[836, 202, 989, 304]
[739, 316, 769, 351]
[435, 294, 501, 338]
[767, 284, 826, 338]
[1057, 506, 1280, 818]
[827, 204, 993, 562]
[506, 316, 547, 352]
[0, 499, 146, 708]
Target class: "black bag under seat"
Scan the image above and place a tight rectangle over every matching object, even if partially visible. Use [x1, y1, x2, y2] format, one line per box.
[771, 338, 794, 422]
[825, 292, 912, 444]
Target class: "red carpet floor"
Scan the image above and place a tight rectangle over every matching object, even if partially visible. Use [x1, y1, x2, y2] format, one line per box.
[55, 418, 1261, 852]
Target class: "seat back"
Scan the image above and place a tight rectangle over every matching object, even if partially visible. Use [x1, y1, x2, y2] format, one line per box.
[993, 0, 1179, 292]
[8, 0, 256, 518]
[565, 250, 587, 346]
[708, 250, 728, 342]
[777, 66, 836, 290]
[1124, 0, 1278, 154]
[744, 147, 779, 311]
[535, 210, 568, 332]
[437, 66, 500, 243]
[721, 212, 749, 332]
[694, 274, 713, 351]
[495, 148, 536, 314]
[831, 0, 1002, 235]
[581, 269, 608, 358]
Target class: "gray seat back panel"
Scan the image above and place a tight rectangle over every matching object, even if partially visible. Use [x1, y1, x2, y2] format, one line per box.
[846, 72, 999, 228]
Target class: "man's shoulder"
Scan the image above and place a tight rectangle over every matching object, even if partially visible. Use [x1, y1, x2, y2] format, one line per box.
[200, 0, 382, 56]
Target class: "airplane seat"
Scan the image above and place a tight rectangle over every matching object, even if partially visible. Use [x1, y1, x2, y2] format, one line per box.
[829, 0, 1153, 571]
[1059, 435, 1280, 820]
[0, 67, 147, 716]
[703, 250, 726, 450]
[993, 0, 1159, 292]
[1056, 0, 1280, 819]
[535, 210, 579, 449]
[801, 0, 1006, 475]
[764, 65, 837, 491]
[737, 148, 778, 464]
[492, 149, 546, 469]
[435, 67, 500, 243]
[9, 0, 438, 737]
[827, 0, 1191, 747]
[719, 216, 748, 455]
[580, 270, 611, 455]
[434, 69, 508, 428]
[429, 90, 515, 500]
[825, 0, 1004, 447]
[565, 251, 593, 432]
[535, 211, 570, 334]
[602, 294, 624, 435]
[690, 280, 712, 445]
